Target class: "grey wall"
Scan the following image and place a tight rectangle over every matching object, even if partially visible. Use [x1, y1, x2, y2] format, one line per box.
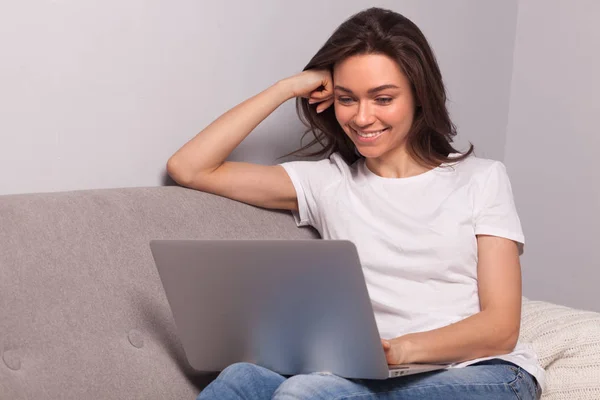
[0, 0, 518, 195]
[504, 0, 600, 311]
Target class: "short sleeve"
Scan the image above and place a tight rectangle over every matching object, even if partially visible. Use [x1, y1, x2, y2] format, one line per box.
[473, 161, 525, 248]
[278, 154, 344, 230]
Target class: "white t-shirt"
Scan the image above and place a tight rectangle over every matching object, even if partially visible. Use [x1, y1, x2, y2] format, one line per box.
[279, 152, 546, 390]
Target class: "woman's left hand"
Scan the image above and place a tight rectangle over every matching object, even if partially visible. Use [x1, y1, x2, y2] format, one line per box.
[381, 337, 412, 365]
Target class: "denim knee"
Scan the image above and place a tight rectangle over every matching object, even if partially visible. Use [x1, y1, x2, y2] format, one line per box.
[219, 362, 261, 381]
[272, 372, 341, 400]
[198, 362, 285, 400]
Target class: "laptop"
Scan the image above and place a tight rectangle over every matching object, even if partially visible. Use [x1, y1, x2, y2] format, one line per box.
[149, 239, 448, 379]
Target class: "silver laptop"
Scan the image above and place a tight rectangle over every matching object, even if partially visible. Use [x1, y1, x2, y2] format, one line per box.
[149, 239, 448, 379]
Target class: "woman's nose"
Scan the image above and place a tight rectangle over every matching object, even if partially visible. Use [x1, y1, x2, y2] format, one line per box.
[353, 102, 376, 127]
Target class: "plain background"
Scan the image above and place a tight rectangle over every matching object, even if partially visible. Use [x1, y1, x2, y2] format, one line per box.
[504, 0, 599, 312]
[1, 0, 597, 312]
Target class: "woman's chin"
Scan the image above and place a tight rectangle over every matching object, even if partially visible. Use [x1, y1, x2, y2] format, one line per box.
[355, 146, 381, 158]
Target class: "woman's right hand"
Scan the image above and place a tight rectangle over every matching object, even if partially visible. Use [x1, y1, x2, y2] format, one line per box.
[281, 69, 335, 113]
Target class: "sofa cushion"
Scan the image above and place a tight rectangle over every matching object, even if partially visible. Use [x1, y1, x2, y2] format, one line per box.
[0, 186, 319, 400]
[520, 298, 600, 400]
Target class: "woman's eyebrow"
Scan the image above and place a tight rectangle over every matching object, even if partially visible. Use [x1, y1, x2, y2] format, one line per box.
[333, 84, 400, 94]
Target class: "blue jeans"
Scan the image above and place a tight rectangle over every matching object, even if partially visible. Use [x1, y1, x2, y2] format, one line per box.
[197, 359, 540, 399]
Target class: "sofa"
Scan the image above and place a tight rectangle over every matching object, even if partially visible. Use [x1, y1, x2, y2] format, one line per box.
[1, 186, 599, 399]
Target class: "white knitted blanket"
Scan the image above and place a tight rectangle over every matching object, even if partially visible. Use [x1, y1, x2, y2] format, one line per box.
[520, 298, 600, 400]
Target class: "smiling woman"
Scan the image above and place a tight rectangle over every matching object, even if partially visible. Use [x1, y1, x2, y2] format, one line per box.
[279, 8, 474, 176]
[331, 54, 417, 172]
[167, 6, 544, 400]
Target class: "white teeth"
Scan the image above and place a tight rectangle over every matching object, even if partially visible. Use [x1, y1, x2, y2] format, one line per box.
[356, 129, 386, 138]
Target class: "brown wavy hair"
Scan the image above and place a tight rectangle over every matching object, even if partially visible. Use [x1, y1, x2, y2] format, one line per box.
[277, 7, 473, 167]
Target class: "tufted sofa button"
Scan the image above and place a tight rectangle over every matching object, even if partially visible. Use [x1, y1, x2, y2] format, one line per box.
[3, 351, 21, 371]
[128, 329, 144, 349]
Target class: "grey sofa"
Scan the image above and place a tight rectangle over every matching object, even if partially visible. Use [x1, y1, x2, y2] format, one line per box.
[1, 186, 599, 399]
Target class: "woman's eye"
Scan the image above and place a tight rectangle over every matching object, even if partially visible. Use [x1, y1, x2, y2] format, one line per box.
[337, 97, 392, 105]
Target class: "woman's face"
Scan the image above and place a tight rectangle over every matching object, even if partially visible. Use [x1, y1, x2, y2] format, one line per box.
[333, 53, 416, 160]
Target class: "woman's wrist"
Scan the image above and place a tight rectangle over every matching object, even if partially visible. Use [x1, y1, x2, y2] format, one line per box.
[274, 78, 299, 101]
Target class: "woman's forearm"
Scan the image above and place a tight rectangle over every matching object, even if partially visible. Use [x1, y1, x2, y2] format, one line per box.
[167, 80, 295, 184]
[397, 309, 519, 365]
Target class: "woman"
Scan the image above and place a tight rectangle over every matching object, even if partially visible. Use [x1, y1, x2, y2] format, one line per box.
[167, 7, 544, 400]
